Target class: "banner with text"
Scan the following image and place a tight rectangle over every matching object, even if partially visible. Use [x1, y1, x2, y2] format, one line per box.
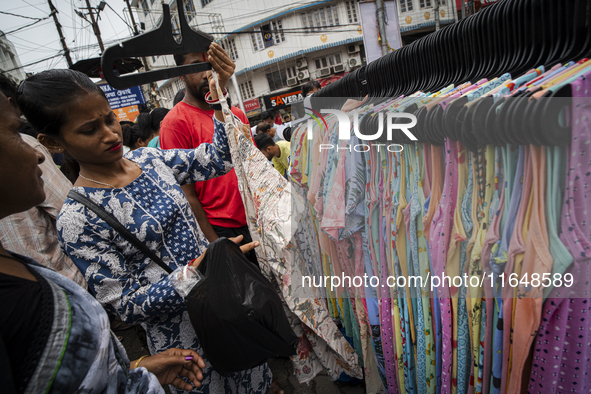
[99, 84, 146, 110]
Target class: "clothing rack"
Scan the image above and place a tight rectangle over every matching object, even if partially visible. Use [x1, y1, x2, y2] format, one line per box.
[285, 2, 591, 393]
[313, 0, 591, 101]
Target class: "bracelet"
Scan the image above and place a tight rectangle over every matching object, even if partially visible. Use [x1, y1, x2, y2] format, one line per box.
[133, 355, 149, 369]
[205, 88, 228, 104]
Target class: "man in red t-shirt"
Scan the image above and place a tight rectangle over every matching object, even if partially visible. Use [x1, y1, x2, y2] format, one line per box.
[160, 50, 258, 266]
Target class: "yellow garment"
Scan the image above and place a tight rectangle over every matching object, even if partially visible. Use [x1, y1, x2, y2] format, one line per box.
[272, 140, 291, 176]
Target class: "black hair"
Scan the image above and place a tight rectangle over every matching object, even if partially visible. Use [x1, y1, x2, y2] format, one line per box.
[173, 32, 216, 66]
[150, 107, 169, 129]
[302, 80, 321, 97]
[17, 122, 38, 138]
[123, 113, 157, 150]
[173, 53, 187, 67]
[282, 126, 293, 142]
[173, 88, 185, 106]
[16, 69, 105, 137]
[256, 122, 271, 134]
[0, 73, 18, 110]
[261, 111, 274, 121]
[254, 132, 275, 151]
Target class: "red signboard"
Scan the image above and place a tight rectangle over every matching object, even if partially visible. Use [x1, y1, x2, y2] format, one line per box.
[244, 98, 260, 112]
[317, 72, 346, 88]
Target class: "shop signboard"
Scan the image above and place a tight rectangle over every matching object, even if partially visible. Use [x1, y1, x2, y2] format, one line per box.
[114, 105, 140, 122]
[244, 98, 261, 117]
[263, 87, 304, 110]
[98, 83, 146, 110]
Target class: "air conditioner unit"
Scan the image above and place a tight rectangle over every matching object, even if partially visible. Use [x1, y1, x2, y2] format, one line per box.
[318, 67, 331, 77]
[348, 56, 362, 68]
[333, 64, 346, 73]
[297, 69, 310, 80]
[287, 77, 299, 86]
[296, 58, 308, 69]
[347, 44, 361, 54]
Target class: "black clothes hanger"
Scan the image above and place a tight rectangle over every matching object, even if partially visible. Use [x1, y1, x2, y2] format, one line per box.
[470, 96, 495, 146]
[101, 1, 212, 90]
[540, 84, 573, 147]
[311, 0, 588, 148]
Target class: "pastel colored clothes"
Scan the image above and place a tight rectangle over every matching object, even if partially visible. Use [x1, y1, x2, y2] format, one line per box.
[527, 71, 591, 394]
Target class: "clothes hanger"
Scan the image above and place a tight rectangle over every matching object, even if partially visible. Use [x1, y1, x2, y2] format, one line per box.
[101, 1, 212, 90]
[540, 83, 573, 147]
[510, 0, 538, 77]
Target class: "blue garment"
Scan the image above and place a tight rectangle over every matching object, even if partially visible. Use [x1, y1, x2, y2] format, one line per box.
[147, 136, 160, 148]
[58, 118, 272, 394]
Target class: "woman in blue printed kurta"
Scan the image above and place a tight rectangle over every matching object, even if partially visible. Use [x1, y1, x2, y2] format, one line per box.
[57, 122, 272, 394]
[17, 51, 272, 392]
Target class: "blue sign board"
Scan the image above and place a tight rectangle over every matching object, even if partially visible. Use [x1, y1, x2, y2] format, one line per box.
[99, 84, 145, 110]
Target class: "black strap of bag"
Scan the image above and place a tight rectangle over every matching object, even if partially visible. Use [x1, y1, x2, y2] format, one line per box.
[67, 190, 173, 274]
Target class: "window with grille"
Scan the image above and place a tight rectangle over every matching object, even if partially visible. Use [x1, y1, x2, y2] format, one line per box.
[251, 20, 285, 51]
[174, 78, 184, 93]
[419, 0, 431, 8]
[200, 0, 212, 7]
[301, 5, 340, 33]
[239, 81, 255, 99]
[399, 0, 414, 12]
[271, 20, 285, 44]
[315, 54, 342, 70]
[345, 1, 358, 23]
[286, 66, 297, 79]
[265, 66, 296, 91]
[251, 28, 265, 51]
[184, 0, 196, 20]
[222, 38, 239, 61]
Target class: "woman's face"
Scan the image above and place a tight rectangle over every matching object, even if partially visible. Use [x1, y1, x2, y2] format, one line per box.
[45, 92, 123, 166]
[0, 94, 45, 219]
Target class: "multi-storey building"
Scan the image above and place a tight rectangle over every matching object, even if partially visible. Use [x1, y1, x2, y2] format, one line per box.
[133, 0, 455, 121]
[0, 31, 26, 84]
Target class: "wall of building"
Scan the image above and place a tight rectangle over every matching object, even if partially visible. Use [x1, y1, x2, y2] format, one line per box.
[0, 31, 26, 84]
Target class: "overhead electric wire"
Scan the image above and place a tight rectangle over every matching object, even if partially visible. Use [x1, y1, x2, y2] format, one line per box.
[3, 52, 63, 73]
[0, 10, 44, 20]
[3, 16, 52, 35]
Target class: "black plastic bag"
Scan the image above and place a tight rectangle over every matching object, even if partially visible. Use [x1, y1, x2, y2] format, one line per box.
[185, 237, 298, 376]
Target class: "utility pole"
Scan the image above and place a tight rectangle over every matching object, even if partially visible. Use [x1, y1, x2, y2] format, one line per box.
[124, 0, 141, 36]
[124, 0, 150, 71]
[85, 0, 104, 52]
[434, 0, 440, 31]
[47, 0, 73, 67]
[376, 0, 388, 56]
[123, 0, 156, 108]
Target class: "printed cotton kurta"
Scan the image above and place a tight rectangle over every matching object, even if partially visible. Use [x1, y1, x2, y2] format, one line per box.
[58, 118, 272, 394]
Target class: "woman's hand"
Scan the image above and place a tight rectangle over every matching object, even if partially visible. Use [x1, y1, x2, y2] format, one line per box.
[190, 235, 260, 268]
[132, 348, 206, 391]
[207, 42, 235, 99]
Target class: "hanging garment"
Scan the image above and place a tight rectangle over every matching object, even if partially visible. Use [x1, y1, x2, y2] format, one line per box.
[526, 71, 591, 394]
[218, 100, 363, 384]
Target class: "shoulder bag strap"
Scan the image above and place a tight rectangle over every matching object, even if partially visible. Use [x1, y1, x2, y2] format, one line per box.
[67, 190, 173, 274]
